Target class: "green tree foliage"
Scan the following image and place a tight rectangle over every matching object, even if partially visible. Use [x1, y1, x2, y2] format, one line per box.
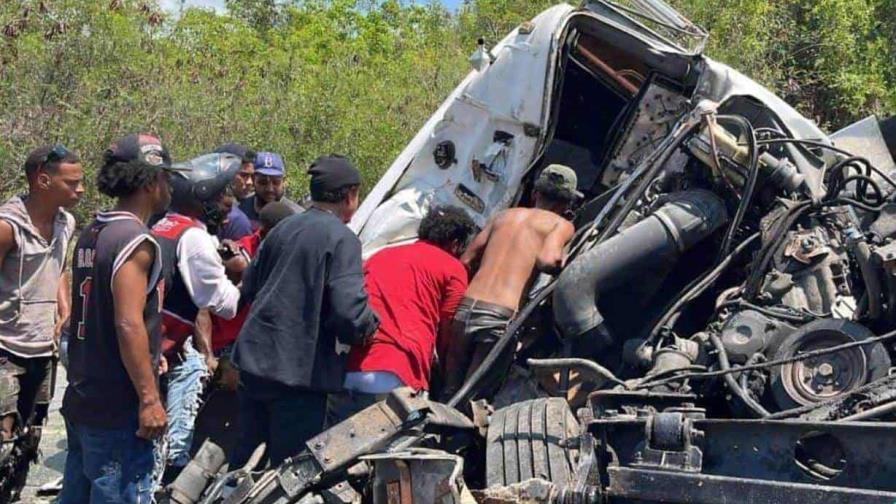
[0, 0, 894, 223]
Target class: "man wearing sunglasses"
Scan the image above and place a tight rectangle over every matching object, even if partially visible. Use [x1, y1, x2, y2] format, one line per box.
[0, 144, 83, 498]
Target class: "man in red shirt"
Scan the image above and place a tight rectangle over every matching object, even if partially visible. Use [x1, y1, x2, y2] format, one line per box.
[329, 205, 476, 423]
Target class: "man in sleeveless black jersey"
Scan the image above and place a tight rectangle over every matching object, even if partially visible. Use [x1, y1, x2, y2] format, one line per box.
[60, 133, 175, 504]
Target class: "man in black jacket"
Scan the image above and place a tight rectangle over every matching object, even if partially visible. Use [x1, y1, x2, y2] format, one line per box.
[231, 155, 378, 467]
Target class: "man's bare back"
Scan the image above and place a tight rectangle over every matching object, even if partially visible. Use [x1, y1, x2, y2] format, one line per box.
[462, 207, 575, 310]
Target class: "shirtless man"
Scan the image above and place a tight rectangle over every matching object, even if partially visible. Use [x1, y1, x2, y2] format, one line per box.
[442, 164, 579, 397]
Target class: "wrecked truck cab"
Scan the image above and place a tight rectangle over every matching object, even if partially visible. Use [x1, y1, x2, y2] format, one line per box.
[351, 0, 827, 255]
[190, 1, 896, 503]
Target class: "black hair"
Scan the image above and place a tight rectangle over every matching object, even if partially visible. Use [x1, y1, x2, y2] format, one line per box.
[533, 177, 576, 205]
[418, 205, 477, 251]
[259, 200, 296, 231]
[97, 160, 160, 198]
[312, 184, 359, 203]
[24, 145, 80, 179]
[214, 143, 256, 165]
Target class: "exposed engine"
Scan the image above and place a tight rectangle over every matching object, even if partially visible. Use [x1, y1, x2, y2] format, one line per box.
[549, 106, 896, 420]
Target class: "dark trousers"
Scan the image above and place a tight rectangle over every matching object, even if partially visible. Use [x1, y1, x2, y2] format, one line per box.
[325, 390, 386, 427]
[441, 298, 514, 399]
[0, 350, 54, 426]
[232, 375, 327, 468]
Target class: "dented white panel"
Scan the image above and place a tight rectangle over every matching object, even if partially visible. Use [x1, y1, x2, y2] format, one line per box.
[352, 4, 576, 256]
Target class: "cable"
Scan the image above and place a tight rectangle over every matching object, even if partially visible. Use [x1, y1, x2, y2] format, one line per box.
[526, 358, 627, 387]
[754, 127, 789, 140]
[649, 232, 761, 340]
[743, 200, 813, 299]
[838, 175, 884, 206]
[716, 115, 760, 259]
[636, 327, 896, 390]
[596, 119, 705, 243]
[767, 374, 896, 419]
[715, 299, 818, 323]
[710, 333, 770, 417]
[757, 138, 896, 190]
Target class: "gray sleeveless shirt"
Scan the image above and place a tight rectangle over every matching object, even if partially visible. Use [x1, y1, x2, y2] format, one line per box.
[0, 196, 75, 357]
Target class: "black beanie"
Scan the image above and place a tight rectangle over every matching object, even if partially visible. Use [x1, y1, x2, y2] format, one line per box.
[308, 155, 361, 199]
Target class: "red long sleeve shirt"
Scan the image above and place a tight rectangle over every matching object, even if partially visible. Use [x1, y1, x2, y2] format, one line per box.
[345, 241, 468, 390]
[210, 231, 260, 351]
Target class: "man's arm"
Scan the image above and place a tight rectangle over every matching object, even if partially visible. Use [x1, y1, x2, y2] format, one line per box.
[535, 219, 575, 275]
[112, 240, 166, 440]
[193, 309, 217, 375]
[460, 219, 493, 273]
[220, 239, 249, 284]
[435, 266, 468, 376]
[325, 235, 378, 346]
[177, 228, 240, 319]
[55, 272, 71, 346]
[0, 221, 14, 273]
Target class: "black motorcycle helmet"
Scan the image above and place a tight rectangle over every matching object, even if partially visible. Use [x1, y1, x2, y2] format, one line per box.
[169, 153, 241, 232]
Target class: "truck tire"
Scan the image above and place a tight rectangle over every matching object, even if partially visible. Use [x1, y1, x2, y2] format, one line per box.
[485, 397, 579, 487]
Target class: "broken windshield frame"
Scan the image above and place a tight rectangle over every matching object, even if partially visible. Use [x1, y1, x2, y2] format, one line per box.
[582, 0, 708, 54]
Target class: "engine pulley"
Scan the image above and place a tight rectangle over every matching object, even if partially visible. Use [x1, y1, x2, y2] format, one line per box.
[769, 319, 891, 410]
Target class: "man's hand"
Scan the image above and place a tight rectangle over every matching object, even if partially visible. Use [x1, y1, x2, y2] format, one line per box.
[136, 399, 167, 440]
[218, 239, 241, 261]
[217, 358, 240, 392]
[205, 354, 219, 377]
[158, 354, 168, 376]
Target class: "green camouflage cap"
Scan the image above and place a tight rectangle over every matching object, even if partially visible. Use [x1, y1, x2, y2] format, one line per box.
[537, 164, 583, 199]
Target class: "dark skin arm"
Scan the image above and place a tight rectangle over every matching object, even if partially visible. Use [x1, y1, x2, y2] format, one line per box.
[193, 309, 217, 375]
[113, 240, 166, 440]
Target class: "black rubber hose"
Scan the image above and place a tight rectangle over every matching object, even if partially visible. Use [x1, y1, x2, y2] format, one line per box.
[715, 115, 760, 259]
[554, 190, 728, 340]
[836, 175, 884, 206]
[526, 358, 626, 387]
[710, 332, 770, 418]
[854, 241, 883, 320]
[568, 118, 704, 260]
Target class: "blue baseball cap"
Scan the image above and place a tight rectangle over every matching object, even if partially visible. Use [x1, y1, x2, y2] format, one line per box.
[254, 151, 285, 177]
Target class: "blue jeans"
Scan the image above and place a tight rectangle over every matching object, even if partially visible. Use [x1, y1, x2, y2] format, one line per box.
[155, 341, 208, 483]
[59, 418, 155, 504]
